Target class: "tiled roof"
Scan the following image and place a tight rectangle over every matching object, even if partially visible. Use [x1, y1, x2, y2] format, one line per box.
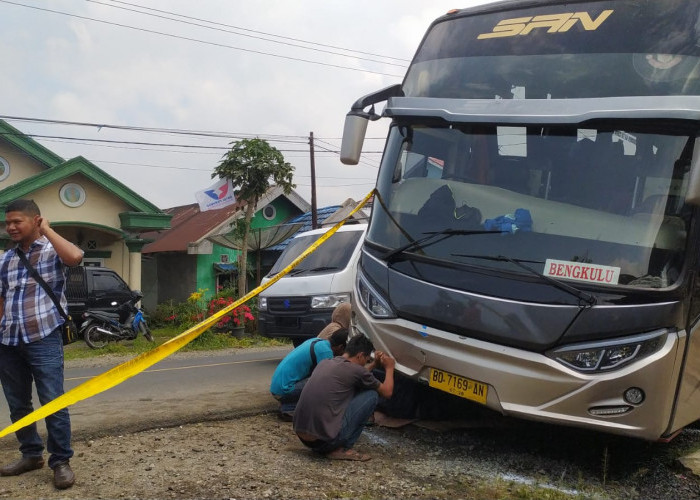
[141, 186, 310, 254]
[141, 202, 243, 253]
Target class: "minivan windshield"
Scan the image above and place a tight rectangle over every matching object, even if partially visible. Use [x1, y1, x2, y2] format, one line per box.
[369, 122, 694, 289]
[268, 230, 364, 276]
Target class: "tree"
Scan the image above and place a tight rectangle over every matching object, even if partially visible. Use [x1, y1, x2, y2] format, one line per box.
[213, 138, 295, 296]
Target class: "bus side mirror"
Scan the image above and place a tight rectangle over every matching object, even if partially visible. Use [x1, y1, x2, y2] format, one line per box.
[685, 137, 700, 205]
[340, 113, 369, 165]
[340, 84, 403, 166]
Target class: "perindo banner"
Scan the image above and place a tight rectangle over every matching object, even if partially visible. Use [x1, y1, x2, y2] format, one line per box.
[195, 178, 236, 211]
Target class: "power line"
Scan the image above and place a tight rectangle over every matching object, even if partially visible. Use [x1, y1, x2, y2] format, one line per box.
[94, 158, 379, 181]
[0, 115, 308, 141]
[0, 116, 390, 155]
[27, 135, 385, 167]
[104, 0, 410, 63]
[0, 115, 387, 147]
[0, 116, 385, 160]
[0, 0, 405, 78]
[1, 115, 385, 172]
[87, 0, 409, 68]
[0, 132, 232, 150]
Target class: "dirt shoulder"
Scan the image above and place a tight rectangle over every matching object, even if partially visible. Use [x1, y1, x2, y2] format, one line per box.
[0, 347, 696, 499]
[0, 412, 697, 500]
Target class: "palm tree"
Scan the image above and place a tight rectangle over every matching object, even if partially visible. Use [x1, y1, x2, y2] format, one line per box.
[213, 138, 295, 297]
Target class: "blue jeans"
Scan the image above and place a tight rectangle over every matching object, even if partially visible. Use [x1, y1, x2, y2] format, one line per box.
[0, 328, 73, 468]
[314, 390, 378, 454]
[276, 378, 308, 414]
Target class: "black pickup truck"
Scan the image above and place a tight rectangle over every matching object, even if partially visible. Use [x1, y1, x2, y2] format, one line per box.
[65, 266, 135, 320]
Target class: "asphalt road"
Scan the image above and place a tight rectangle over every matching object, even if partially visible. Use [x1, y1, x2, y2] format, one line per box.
[0, 346, 292, 447]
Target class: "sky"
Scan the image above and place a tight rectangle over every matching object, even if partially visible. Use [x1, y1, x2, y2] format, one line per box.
[0, 0, 491, 211]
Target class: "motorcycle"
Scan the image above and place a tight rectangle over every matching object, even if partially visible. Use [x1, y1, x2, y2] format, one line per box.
[81, 289, 154, 349]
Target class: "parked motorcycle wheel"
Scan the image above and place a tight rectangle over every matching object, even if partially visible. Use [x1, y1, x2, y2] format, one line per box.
[84, 324, 112, 349]
[139, 322, 154, 342]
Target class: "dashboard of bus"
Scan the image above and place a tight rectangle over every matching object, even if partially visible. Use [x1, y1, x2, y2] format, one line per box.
[368, 122, 694, 289]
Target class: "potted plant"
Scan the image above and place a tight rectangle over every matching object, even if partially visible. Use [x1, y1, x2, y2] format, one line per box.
[207, 297, 255, 338]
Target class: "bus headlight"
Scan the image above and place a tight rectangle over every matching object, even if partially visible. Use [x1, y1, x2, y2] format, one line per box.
[311, 293, 350, 309]
[356, 270, 395, 319]
[547, 330, 667, 373]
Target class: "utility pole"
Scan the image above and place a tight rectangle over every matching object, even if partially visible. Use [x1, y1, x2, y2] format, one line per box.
[309, 131, 318, 229]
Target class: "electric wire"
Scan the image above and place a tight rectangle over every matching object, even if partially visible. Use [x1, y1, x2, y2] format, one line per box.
[86, 0, 409, 68]
[0, 0, 405, 78]
[102, 0, 410, 63]
[0, 115, 309, 141]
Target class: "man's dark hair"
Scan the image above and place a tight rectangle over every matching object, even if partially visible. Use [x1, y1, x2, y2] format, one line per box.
[344, 334, 374, 357]
[6, 199, 40, 217]
[329, 328, 348, 348]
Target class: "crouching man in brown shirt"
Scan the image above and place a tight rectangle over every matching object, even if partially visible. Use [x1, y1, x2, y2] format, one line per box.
[293, 334, 395, 461]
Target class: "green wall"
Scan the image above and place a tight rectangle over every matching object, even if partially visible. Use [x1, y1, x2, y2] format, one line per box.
[193, 197, 301, 300]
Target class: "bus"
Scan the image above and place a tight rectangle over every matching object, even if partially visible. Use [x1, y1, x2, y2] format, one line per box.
[340, 0, 700, 441]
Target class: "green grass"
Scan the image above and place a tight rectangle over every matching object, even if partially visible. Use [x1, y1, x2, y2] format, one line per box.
[63, 326, 290, 361]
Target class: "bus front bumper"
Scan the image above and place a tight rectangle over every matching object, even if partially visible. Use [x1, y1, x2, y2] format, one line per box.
[355, 312, 685, 441]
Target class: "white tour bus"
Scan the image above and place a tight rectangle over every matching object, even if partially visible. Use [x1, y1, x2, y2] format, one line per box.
[341, 0, 700, 440]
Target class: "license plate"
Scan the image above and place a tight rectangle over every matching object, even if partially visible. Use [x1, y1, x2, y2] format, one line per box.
[429, 368, 488, 405]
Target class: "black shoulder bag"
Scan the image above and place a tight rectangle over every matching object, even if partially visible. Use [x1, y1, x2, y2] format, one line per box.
[16, 249, 78, 344]
[309, 338, 322, 373]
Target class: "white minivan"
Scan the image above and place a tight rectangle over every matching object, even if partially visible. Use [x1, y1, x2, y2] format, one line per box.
[258, 223, 367, 346]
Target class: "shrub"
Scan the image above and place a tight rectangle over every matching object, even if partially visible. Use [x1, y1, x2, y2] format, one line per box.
[148, 300, 181, 328]
[207, 296, 255, 330]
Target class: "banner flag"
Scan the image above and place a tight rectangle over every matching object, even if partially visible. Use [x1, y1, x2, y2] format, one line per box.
[195, 178, 236, 211]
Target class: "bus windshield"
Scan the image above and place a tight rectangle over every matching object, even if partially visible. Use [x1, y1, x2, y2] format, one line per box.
[404, 0, 700, 99]
[369, 122, 694, 289]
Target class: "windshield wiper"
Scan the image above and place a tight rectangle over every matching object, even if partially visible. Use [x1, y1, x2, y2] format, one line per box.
[267, 267, 306, 278]
[453, 253, 596, 307]
[304, 266, 339, 273]
[277, 265, 340, 277]
[383, 228, 500, 262]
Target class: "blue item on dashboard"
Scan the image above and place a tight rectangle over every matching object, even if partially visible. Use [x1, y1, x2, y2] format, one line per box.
[484, 208, 532, 233]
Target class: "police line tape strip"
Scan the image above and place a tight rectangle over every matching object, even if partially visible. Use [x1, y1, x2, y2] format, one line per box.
[0, 190, 374, 439]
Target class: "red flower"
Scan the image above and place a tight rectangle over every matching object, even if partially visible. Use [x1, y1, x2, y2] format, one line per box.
[207, 297, 255, 329]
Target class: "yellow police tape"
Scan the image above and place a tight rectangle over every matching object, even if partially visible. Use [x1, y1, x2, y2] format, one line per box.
[0, 190, 374, 439]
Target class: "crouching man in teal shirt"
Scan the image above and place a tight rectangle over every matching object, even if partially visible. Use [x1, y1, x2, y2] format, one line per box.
[270, 329, 348, 420]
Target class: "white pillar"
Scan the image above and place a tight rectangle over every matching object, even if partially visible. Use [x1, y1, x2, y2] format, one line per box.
[129, 251, 142, 291]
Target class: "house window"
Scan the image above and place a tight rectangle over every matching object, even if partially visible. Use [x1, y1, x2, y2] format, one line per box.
[0, 157, 9, 182]
[217, 272, 235, 290]
[262, 205, 276, 220]
[220, 254, 229, 263]
[59, 183, 86, 208]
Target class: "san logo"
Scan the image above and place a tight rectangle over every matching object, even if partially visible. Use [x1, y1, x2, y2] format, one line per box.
[478, 10, 613, 39]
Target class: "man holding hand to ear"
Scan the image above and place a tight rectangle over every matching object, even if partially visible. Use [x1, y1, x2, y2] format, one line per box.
[0, 199, 83, 490]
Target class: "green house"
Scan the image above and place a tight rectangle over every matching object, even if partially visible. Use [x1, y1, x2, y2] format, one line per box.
[141, 186, 310, 311]
[0, 120, 171, 290]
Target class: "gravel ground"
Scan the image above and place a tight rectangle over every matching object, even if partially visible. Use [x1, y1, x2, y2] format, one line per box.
[0, 348, 696, 499]
[0, 407, 697, 499]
